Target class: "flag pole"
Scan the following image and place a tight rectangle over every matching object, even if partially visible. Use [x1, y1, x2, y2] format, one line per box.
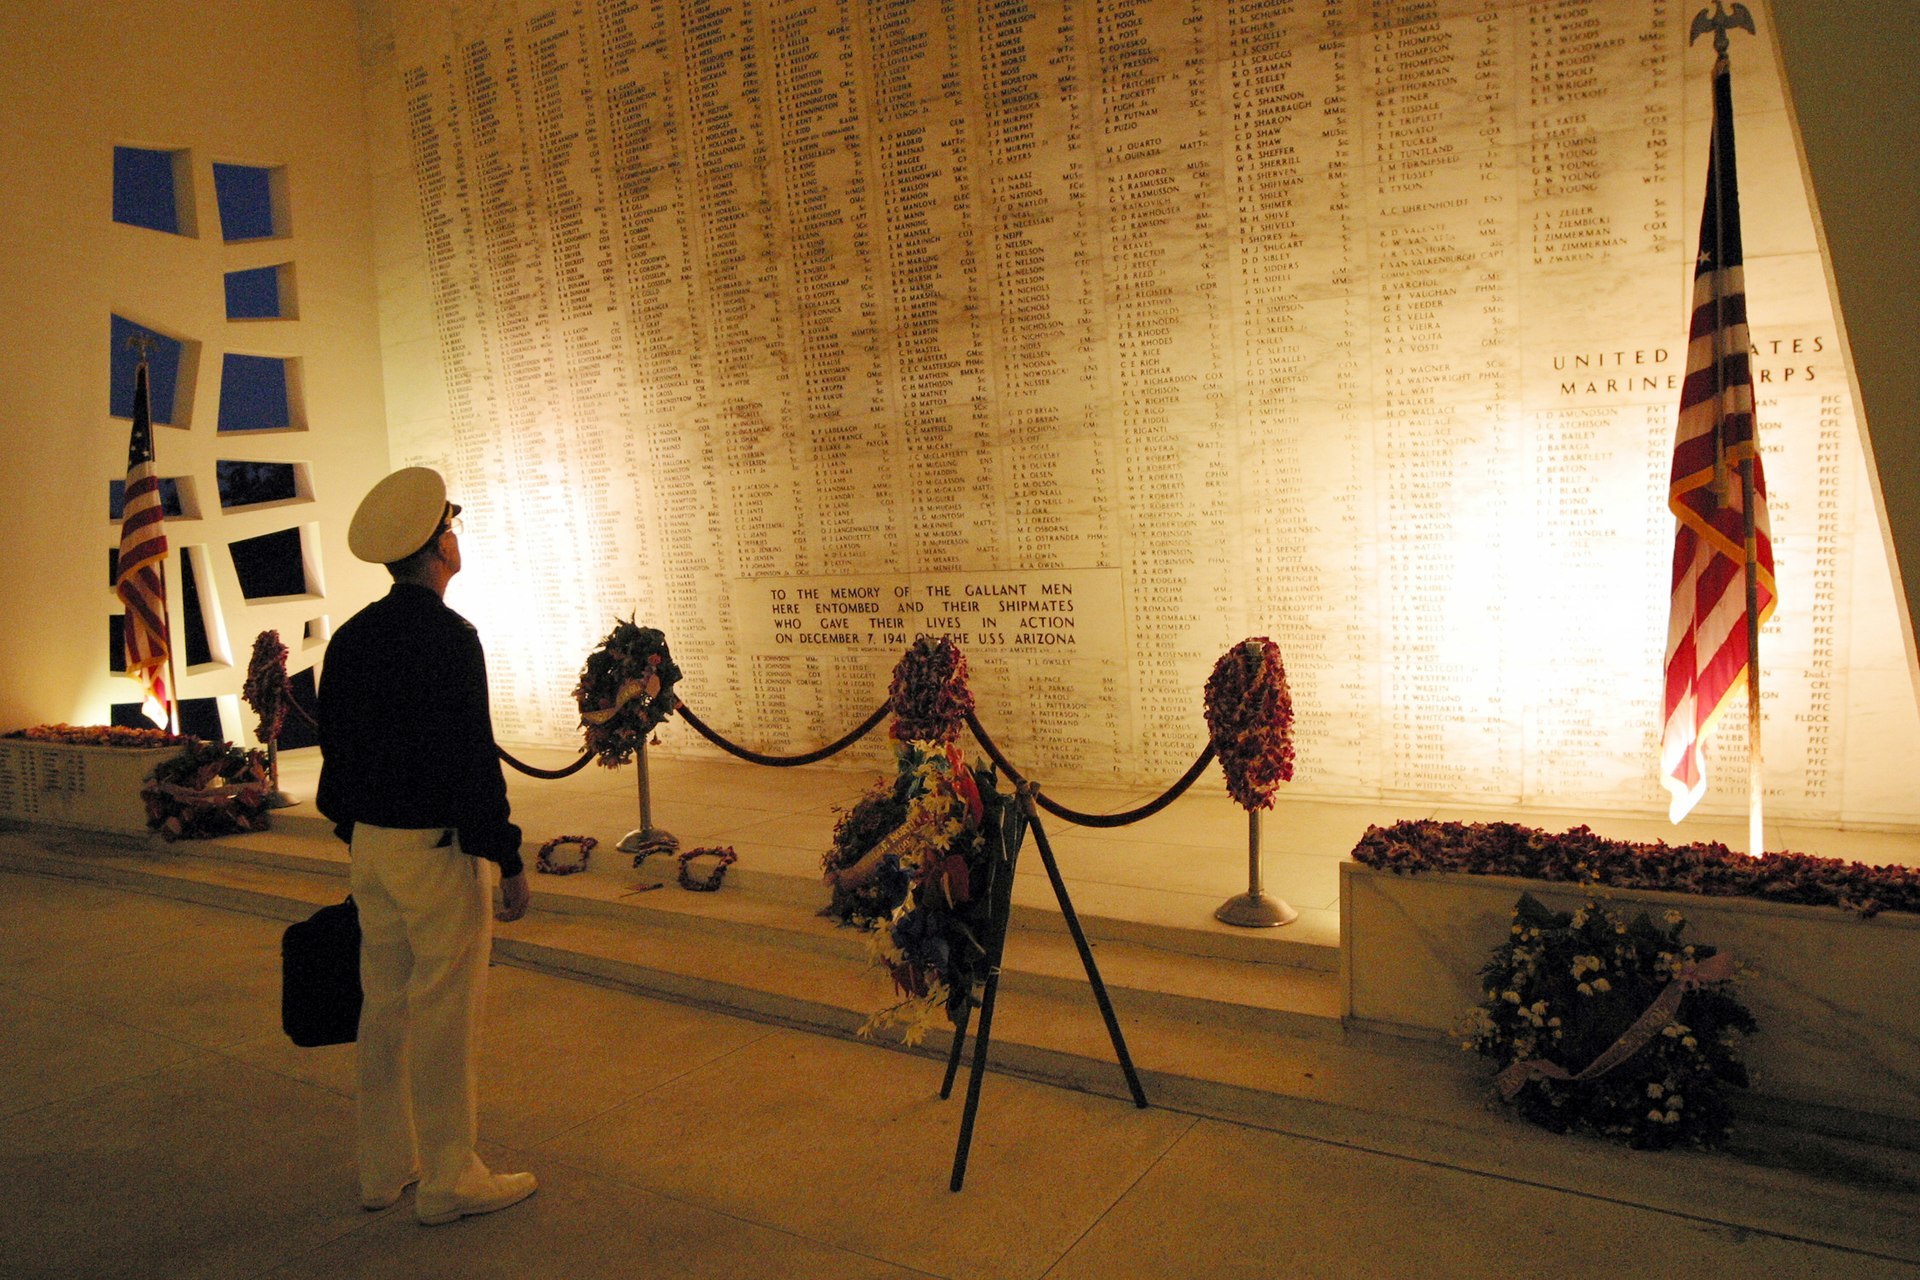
[1693, 1, 1761, 855]
[162, 576, 182, 737]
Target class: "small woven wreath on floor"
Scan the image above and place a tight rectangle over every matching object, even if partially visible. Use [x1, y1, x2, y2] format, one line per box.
[677, 846, 737, 892]
[536, 835, 596, 875]
[140, 740, 272, 841]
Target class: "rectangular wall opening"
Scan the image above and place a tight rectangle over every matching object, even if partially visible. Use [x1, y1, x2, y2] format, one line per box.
[217, 353, 302, 433]
[215, 459, 310, 511]
[112, 145, 196, 237]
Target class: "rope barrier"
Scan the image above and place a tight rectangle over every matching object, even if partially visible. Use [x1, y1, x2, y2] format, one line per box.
[496, 744, 596, 779]
[284, 691, 320, 731]
[483, 675, 1216, 830]
[675, 700, 891, 768]
[963, 709, 1214, 828]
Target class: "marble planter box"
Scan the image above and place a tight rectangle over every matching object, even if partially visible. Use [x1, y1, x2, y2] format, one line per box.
[1340, 859, 1920, 1126]
[0, 740, 180, 835]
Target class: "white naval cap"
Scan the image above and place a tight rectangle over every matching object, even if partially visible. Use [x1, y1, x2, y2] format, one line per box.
[346, 466, 459, 564]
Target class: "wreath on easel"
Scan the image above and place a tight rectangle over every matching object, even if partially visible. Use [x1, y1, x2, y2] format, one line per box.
[574, 618, 681, 767]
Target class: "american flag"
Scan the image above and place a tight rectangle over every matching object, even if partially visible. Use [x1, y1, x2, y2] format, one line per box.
[1660, 51, 1775, 824]
[116, 360, 172, 729]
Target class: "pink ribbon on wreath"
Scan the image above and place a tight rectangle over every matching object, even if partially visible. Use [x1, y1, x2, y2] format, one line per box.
[1495, 951, 1736, 1101]
[157, 781, 267, 809]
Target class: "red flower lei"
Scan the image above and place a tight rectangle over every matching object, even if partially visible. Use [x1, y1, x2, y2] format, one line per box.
[888, 636, 973, 745]
[1203, 638, 1295, 811]
[242, 630, 292, 743]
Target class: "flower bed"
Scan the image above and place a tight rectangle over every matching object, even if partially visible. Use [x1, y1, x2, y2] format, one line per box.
[1351, 819, 1920, 917]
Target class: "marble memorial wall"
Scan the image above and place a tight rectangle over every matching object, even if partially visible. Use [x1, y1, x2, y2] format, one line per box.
[363, 0, 1920, 823]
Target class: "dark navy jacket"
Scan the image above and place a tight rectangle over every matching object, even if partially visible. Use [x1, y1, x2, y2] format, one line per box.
[316, 583, 524, 876]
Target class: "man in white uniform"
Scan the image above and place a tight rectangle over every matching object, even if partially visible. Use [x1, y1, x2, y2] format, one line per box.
[317, 467, 536, 1225]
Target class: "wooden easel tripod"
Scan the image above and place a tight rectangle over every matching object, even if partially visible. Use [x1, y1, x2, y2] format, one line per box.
[937, 783, 1149, 1191]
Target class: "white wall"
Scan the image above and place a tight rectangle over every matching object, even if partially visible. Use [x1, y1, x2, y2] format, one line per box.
[0, 0, 391, 734]
[0, 0, 1910, 808]
[1771, 0, 1920, 712]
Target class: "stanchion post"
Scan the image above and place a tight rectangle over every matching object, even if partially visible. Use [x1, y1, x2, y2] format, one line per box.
[1214, 808, 1297, 928]
[617, 735, 678, 858]
[264, 739, 295, 808]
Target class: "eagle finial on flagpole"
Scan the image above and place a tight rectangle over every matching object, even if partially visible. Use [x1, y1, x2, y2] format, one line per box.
[1691, 1, 1756, 54]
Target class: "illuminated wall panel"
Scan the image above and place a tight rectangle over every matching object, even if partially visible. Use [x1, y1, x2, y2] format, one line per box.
[362, 0, 1920, 824]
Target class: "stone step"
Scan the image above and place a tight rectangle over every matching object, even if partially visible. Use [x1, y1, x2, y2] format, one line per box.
[254, 802, 1343, 973]
[27, 821, 1345, 1047]
[9, 821, 1920, 1264]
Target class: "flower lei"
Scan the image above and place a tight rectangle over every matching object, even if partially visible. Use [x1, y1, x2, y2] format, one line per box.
[1203, 638, 1295, 810]
[1461, 893, 1755, 1150]
[822, 740, 981, 925]
[536, 834, 596, 875]
[7, 724, 186, 748]
[140, 739, 272, 841]
[242, 630, 292, 744]
[677, 846, 737, 892]
[575, 618, 681, 767]
[888, 635, 973, 745]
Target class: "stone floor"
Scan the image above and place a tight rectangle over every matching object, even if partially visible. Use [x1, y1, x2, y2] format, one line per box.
[4, 864, 1918, 1280]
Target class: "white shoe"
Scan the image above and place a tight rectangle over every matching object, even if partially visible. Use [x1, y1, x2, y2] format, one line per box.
[416, 1171, 537, 1226]
[361, 1172, 420, 1211]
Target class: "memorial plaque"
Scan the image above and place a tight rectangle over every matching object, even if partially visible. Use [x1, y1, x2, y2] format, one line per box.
[361, 0, 1920, 825]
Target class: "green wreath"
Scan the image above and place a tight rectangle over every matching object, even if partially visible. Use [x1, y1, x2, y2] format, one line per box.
[1462, 893, 1756, 1149]
[140, 740, 272, 841]
[574, 618, 681, 767]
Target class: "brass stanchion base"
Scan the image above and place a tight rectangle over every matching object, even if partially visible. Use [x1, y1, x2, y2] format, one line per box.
[618, 827, 679, 859]
[1214, 891, 1297, 928]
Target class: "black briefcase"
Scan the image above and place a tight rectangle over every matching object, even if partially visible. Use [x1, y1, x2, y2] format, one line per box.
[281, 897, 362, 1047]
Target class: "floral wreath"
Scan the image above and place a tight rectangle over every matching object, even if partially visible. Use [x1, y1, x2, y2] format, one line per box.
[575, 618, 681, 767]
[824, 738, 1020, 1045]
[1461, 893, 1756, 1149]
[242, 630, 293, 744]
[888, 635, 973, 745]
[140, 739, 272, 841]
[1203, 638, 1295, 810]
[536, 834, 596, 875]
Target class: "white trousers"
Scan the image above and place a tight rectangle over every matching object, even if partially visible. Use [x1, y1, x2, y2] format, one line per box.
[349, 823, 496, 1203]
